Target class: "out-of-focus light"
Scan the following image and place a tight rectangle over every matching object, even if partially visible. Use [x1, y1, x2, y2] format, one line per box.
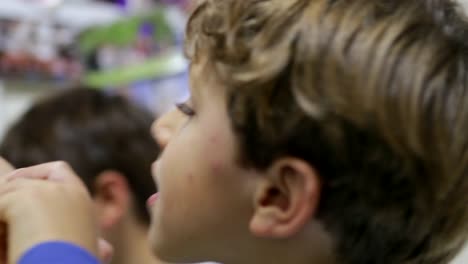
[41, 0, 63, 8]
[116, 0, 127, 8]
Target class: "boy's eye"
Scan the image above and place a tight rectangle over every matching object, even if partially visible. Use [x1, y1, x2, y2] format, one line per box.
[176, 102, 195, 116]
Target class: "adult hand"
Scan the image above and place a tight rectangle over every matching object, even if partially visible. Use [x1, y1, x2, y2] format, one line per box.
[0, 161, 101, 264]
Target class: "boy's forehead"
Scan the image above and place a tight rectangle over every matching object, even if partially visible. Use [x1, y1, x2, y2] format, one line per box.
[188, 60, 226, 99]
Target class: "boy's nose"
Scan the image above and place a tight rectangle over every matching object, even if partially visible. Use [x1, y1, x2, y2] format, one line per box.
[152, 108, 184, 148]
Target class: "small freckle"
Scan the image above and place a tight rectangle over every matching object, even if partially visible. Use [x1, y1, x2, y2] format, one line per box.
[212, 161, 223, 174]
[188, 173, 194, 182]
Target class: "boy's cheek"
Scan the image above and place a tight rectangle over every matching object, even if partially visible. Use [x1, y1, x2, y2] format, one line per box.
[210, 160, 224, 175]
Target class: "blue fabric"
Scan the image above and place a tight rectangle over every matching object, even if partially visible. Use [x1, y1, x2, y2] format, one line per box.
[19, 241, 99, 264]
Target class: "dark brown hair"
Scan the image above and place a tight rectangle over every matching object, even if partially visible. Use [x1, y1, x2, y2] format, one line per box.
[0, 88, 159, 225]
[186, 0, 468, 263]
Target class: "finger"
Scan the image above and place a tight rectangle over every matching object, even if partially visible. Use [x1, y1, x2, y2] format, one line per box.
[0, 177, 31, 201]
[4, 161, 70, 181]
[0, 180, 22, 222]
[0, 179, 46, 203]
[4, 161, 82, 186]
[0, 158, 14, 176]
[98, 238, 113, 264]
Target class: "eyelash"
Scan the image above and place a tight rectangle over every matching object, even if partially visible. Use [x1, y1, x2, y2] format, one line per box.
[176, 102, 195, 116]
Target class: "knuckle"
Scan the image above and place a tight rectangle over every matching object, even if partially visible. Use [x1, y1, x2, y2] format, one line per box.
[53, 161, 71, 171]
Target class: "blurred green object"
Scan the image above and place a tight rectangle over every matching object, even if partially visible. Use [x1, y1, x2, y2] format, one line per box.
[79, 9, 173, 55]
[84, 50, 186, 88]
[79, 6, 187, 88]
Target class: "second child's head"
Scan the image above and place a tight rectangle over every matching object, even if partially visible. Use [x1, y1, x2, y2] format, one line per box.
[0, 88, 159, 243]
[150, 0, 468, 263]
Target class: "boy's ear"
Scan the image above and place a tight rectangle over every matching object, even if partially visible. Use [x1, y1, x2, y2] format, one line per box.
[249, 158, 321, 238]
[94, 171, 131, 230]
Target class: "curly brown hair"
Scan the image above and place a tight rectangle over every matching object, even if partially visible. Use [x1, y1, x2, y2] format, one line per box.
[185, 0, 468, 263]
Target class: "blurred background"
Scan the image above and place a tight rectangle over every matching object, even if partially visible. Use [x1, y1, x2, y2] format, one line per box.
[0, 0, 190, 138]
[0, 1, 467, 263]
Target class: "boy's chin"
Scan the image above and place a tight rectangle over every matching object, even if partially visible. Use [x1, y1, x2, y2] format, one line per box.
[151, 247, 199, 264]
[150, 236, 211, 264]
[148, 221, 218, 263]
[149, 232, 189, 263]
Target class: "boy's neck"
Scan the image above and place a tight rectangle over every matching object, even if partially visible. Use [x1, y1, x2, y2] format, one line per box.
[225, 222, 335, 264]
[106, 214, 163, 264]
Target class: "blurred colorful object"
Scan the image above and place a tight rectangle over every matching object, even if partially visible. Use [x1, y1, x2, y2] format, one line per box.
[79, 4, 188, 87]
[0, 0, 123, 82]
[0, 0, 190, 116]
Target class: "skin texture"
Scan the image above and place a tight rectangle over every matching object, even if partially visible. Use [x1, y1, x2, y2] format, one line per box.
[148, 60, 332, 264]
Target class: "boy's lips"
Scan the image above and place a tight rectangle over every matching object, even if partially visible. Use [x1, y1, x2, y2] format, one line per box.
[147, 193, 159, 208]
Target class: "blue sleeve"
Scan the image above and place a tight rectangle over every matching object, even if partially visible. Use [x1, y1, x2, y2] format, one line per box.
[19, 241, 100, 264]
